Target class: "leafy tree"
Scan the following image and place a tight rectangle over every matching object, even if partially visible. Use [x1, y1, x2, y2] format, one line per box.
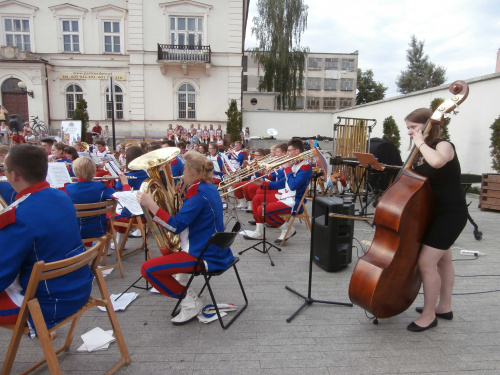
[490, 115, 500, 172]
[356, 69, 388, 105]
[430, 98, 450, 141]
[382, 115, 401, 150]
[396, 35, 447, 94]
[225, 99, 242, 143]
[251, 0, 309, 110]
[72, 98, 89, 140]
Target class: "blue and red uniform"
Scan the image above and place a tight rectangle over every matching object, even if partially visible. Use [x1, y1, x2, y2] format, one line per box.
[209, 153, 224, 183]
[141, 180, 234, 298]
[0, 181, 16, 205]
[0, 181, 93, 331]
[252, 161, 312, 226]
[170, 156, 184, 186]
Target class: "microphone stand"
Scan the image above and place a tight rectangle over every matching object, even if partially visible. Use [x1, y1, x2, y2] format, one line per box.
[285, 171, 353, 322]
[239, 184, 281, 266]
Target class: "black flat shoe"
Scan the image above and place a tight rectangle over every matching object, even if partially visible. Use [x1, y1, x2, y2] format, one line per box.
[407, 318, 438, 332]
[415, 307, 453, 320]
[248, 220, 256, 225]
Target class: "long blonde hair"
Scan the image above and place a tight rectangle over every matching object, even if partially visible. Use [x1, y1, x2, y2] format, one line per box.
[184, 151, 213, 183]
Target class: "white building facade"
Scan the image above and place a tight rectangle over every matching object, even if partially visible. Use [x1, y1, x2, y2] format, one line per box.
[0, 0, 248, 138]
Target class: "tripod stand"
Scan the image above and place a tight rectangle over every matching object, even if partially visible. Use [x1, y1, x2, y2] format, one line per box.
[285, 172, 353, 322]
[239, 185, 281, 266]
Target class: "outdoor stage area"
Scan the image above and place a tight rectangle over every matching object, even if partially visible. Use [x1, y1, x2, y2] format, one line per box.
[1, 194, 499, 374]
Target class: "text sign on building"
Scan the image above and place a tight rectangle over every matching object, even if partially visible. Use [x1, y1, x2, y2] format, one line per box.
[58, 72, 126, 80]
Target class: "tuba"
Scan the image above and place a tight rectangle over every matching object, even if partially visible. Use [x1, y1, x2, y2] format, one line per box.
[128, 147, 183, 254]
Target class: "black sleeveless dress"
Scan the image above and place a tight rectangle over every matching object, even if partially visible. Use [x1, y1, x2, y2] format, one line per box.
[413, 140, 467, 250]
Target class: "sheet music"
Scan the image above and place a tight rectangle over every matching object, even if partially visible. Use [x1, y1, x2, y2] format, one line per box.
[89, 153, 102, 165]
[112, 191, 143, 216]
[78, 151, 90, 157]
[104, 159, 122, 177]
[46, 162, 72, 188]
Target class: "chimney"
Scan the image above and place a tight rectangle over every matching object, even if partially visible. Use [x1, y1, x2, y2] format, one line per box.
[497, 49, 500, 73]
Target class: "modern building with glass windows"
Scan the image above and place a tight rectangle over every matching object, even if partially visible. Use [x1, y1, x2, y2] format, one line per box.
[0, 0, 248, 138]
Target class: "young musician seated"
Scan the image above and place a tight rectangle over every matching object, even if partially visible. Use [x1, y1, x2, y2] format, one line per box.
[244, 139, 312, 244]
[233, 148, 265, 211]
[138, 151, 234, 325]
[208, 142, 224, 184]
[0, 145, 93, 329]
[65, 156, 129, 244]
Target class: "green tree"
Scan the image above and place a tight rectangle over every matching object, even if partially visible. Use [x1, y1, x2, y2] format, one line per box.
[72, 98, 89, 140]
[490, 115, 500, 172]
[251, 0, 309, 110]
[396, 35, 447, 94]
[225, 99, 242, 143]
[382, 115, 401, 150]
[356, 68, 388, 105]
[430, 98, 450, 141]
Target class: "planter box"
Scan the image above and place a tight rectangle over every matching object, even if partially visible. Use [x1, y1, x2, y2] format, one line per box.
[480, 174, 500, 211]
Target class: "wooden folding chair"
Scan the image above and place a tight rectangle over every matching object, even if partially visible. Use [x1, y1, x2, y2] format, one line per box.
[278, 187, 311, 246]
[0, 235, 131, 375]
[113, 215, 151, 260]
[74, 200, 124, 278]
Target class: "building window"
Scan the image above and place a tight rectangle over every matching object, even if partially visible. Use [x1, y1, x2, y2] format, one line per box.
[103, 21, 120, 53]
[178, 83, 196, 119]
[4, 18, 31, 51]
[339, 97, 353, 109]
[106, 85, 124, 119]
[306, 77, 321, 90]
[242, 75, 248, 92]
[323, 97, 336, 110]
[307, 97, 320, 110]
[295, 97, 304, 109]
[341, 58, 355, 71]
[324, 79, 337, 91]
[62, 20, 80, 52]
[340, 78, 354, 91]
[308, 58, 322, 71]
[65, 84, 83, 118]
[170, 17, 203, 46]
[325, 58, 338, 70]
[243, 55, 248, 72]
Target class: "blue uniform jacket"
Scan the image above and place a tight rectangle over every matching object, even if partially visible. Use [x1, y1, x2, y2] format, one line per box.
[65, 180, 121, 239]
[170, 156, 184, 186]
[152, 180, 234, 272]
[0, 181, 93, 329]
[0, 181, 16, 205]
[114, 170, 148, 218]
[267, 162, 312, 213]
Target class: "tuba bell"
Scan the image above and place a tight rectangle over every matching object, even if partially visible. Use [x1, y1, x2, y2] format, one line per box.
[128, 147, 183, 254]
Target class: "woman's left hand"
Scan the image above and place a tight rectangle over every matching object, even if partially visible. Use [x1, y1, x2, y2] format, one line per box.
[413, 130, 427, 147]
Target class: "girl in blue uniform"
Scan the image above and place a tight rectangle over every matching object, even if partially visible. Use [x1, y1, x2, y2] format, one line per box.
[138, 151, 234, 325]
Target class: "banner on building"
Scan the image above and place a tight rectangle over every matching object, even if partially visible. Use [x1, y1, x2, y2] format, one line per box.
[61, 120, 81, 143]
[58, 72, 126, 80]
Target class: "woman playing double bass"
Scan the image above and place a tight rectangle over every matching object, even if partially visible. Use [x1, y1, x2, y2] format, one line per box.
[405, 108, 467, 332]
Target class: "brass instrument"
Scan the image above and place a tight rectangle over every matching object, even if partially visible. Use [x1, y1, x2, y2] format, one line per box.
[81, 142, 90, 151]
[128, 147, 182, 254]
[0, 194, 7, 210]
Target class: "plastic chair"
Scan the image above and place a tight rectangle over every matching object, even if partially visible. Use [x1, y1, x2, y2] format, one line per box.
[171, 222, 247, 329]
[74, 200, 124, 278]
[0, 235, 131, 374]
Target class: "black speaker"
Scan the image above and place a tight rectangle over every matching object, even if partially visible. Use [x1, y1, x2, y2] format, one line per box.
[312, 197, 354, 272]
[8, 114, 23, 132]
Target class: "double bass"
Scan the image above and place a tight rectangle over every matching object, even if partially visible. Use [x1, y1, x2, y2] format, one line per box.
[348, 81, 469, 319]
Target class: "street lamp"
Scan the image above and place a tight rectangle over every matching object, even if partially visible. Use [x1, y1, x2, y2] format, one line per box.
[18, 81, 34, 98]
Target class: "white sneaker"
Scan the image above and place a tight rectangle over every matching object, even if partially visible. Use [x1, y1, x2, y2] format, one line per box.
[243, 223, 263, 240]
[275, 225, 296, 244]
[171, 289, 203, 325]
[246, 201, 252, 211]
[236, 201, 247, 209]
[129, 228, 142, 238]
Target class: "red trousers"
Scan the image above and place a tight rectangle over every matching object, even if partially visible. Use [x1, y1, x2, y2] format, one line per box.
[141, 252, 202, 299]
[233, 181, 260, 201]
[252, 190, 291, 227]
[0, 290, 20, 325]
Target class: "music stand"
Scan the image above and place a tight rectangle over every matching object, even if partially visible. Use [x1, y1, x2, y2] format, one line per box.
[239, 185, 281, 266]
[285, 149, 353, 322]
[353, 152, 384, 217]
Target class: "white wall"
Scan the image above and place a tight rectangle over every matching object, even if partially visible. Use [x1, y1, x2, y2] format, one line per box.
[243, 73, 500, 176]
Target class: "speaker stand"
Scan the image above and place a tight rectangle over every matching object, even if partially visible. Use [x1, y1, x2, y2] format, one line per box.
[285, 172, 353, 323]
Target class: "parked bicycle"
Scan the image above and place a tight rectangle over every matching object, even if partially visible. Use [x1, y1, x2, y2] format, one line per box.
[30, 116, 49, 136]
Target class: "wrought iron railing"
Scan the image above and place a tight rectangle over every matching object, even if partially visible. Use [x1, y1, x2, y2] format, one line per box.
[157, 44, 211, 63]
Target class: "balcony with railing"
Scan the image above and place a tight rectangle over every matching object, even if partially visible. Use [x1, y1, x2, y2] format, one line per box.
[157, 44, 211, 75]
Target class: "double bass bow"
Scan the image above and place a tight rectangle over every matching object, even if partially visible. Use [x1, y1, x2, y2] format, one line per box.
[348, 81, 469, 320]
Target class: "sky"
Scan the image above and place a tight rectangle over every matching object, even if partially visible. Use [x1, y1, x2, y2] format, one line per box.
[245, 0, 500, 98]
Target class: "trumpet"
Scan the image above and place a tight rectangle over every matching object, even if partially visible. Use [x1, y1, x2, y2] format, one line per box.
[70, 176, 138, 182]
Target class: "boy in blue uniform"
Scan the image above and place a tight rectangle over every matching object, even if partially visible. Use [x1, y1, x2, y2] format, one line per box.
[0, 145, 93, 332]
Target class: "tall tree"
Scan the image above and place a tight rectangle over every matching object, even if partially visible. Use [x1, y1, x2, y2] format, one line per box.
[382, 115, 401, 150]
[356, 69, 388, 105]
[430, 98, 450, 141]
[396, 35, 447, 94]
[251, 0, 309, 110]
[225, 99, 242, 143]
[72, 98, 89, 141]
